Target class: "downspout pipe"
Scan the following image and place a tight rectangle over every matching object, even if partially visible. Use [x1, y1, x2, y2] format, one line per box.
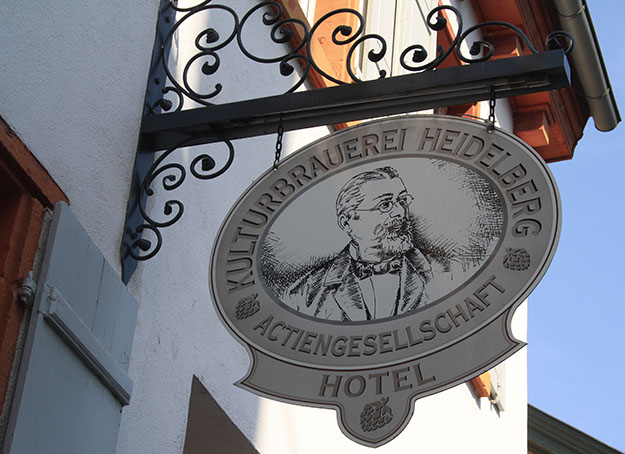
[553, 0, 620, 131]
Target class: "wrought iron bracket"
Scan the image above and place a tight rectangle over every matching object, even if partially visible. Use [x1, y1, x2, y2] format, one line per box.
[120, 0, 574, 283]
[141, 50, 570, 150]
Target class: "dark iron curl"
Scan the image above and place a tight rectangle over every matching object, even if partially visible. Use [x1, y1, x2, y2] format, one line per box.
[128, 223, 163, 261]
[346, 34, 387, 82]
[457, 21, 538, 64]
[400, 5, 462, 72]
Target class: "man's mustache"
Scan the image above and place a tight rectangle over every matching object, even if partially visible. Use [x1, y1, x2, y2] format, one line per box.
[367, 217, 411, 260]
[374, 217, 406, 237]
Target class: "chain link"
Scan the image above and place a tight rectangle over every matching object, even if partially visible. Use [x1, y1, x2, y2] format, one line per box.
[487, 86, 496, 133]
[273, 116, 284, 170]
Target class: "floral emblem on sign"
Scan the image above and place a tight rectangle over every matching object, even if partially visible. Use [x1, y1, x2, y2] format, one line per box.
[361, 397, 393, 432]
[235, 293, 260, 320]
[503, 248, 531, 271]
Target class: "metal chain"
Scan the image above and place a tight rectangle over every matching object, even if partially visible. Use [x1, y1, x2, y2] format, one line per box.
[487, 86, 496, 133]
[273, 116, 284, 170]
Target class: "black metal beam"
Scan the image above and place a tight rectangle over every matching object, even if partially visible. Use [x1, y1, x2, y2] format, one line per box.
[141, 50, 570, 151]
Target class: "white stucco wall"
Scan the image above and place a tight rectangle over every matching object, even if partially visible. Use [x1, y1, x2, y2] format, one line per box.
[0, 0, 160, 271]
[0, 1, 527, 453]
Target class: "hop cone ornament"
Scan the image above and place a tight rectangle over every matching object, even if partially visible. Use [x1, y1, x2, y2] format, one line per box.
[235, 293, 260, 320]
[360, 397, 393, 432]
[503, 248, 531, 271]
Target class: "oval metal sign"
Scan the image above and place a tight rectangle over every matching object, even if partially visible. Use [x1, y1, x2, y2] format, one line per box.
[210, 115, 560, 447]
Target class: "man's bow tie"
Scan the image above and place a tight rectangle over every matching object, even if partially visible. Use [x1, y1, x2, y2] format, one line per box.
[353, 258, 402, 280]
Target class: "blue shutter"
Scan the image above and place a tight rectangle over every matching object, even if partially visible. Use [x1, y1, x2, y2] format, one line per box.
[5, 202, 138, 454]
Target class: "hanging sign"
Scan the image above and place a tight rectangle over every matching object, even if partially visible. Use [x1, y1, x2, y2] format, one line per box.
[210, 115, 560, 447]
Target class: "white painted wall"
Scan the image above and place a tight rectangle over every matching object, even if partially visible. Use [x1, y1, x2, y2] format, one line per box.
[0, 0, 160, 271]
[0, 0, 526, 453]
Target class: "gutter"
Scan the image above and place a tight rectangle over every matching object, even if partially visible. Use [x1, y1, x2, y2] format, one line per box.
[552, 0, 620, 131]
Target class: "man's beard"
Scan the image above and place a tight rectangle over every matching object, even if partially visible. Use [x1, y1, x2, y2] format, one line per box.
[369, 217, 412, 260]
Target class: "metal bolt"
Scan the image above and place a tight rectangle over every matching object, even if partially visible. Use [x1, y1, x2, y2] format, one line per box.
[470, 42, 482, 56]
[201, 156, 216, 171]
[205, 28, 220, 43]
[138, 239, 152, 252]
[160, 99, 173, 111]
[280, 61, 294, 76]
[18, 271, 37, 307]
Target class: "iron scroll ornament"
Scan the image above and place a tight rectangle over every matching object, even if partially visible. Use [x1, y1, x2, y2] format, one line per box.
[123, 0, 574, 267]
[149, 1, 574, 112]
[125, 135, 234, 261]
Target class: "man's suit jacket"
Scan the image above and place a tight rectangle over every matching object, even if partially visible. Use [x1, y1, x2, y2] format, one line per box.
[282, 246, 434, 321]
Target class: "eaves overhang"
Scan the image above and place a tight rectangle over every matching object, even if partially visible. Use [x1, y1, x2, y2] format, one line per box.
[528, 405, 623, 454]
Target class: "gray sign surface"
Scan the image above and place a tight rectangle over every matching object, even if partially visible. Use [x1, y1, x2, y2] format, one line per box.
[210, 115, 560, 446]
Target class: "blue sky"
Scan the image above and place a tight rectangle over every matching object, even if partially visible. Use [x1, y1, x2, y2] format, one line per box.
[527, 1, 625, 450]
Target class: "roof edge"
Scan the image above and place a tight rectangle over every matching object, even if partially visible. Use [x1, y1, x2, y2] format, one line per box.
[552, 0, 620, 131]
[528, 405, 623, 454]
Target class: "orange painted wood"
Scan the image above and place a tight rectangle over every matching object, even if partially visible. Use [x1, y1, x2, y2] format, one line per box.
[486, 32, 522, 60]
[0, 116, 67, 412]
[312, 0, 360, 83]
[310, 0, 360, 129]
[446, 102, 481, 120]
[437, 2, 463, 70]
[275, 0, 337, 90]
[277, 0, 590, 159]
[470, 0, 590, 161]
[275, 0, 351, 130]
[437, 2, 481, 121]
[0, 192, 45, 407]
[471, 372, 492, 398]
[0, 118, 67, 207]
[514, 108, 550, 147]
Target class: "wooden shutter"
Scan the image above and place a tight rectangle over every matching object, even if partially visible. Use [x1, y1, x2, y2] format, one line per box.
[4, 202, 138, 454]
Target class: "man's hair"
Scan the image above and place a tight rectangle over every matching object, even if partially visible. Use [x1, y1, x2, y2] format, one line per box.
[335, 166, 400, 220]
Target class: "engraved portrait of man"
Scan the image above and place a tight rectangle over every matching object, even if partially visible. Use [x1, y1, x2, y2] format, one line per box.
[282, 166, 434, 321]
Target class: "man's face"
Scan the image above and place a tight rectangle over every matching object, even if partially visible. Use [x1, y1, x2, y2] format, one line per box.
[340, 177, 412, 260]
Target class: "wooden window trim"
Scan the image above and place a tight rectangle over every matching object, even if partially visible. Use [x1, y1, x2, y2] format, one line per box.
[279, 0, 589, 160]
[276, 0, 360, 130]
[470, 0, 590, 161]
[0, 116, 67, 412]
[471, 372, 492, 398]
[436, 3, 482, 123]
